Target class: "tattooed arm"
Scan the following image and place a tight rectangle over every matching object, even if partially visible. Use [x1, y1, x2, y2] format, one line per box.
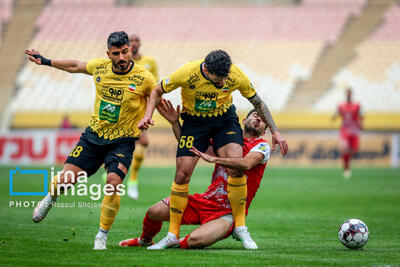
[248, 93, 288, 155]
[248, 94, 278, 131]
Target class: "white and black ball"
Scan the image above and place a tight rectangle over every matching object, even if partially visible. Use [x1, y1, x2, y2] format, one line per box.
[338, 219, 369, 249]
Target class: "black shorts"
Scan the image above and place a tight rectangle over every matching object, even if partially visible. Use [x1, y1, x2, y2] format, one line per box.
[65, 132, 135, 179]
[177, 105, 243, 157]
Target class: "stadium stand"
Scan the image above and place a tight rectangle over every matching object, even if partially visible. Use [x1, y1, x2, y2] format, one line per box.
[287, 0, 394, 111]
[9, 0, 369, 129]
[0, 0, 14, 45]
[0, 0, 46, 130]
[314, 4, 400, 113]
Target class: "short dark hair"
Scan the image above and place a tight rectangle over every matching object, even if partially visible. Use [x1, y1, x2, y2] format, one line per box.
[245, 109, 268, 130]
[204, 49, 232, 77]
[246, 109, 257, 119]
[107, 31, 130, 49]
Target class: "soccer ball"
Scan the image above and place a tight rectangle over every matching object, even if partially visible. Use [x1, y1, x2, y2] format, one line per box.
[338, 219, 369, 249]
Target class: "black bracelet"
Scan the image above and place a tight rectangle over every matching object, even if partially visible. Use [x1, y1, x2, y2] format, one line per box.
[33, 54, 52, 66]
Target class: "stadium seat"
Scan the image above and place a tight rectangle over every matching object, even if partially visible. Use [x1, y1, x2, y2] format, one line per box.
[314, 4, 400, 113]
[0, 0, 14, 45]
[12, 0, 368, 127]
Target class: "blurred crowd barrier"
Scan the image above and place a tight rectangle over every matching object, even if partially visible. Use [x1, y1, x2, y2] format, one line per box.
[0, 129, 398, 168]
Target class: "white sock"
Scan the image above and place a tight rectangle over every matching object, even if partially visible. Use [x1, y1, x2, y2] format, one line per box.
[97, 228, 109, 239]
[235, 226, 247, 232]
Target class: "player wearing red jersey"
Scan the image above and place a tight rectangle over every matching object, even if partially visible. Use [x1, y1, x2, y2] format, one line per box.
[333, 88, 363, 179]
[119, 100, 270, 249]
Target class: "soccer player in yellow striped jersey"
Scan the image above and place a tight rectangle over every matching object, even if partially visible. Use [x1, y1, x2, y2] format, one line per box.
[139, 50, 289, 250]
[124, 33, 159, 200]
[25, 31, 156, 250]
[130, 34, 158, 82]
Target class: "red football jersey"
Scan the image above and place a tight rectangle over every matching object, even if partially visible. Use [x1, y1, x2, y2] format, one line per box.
[198, 138, 269, 215]
[338, 102, 361, 136]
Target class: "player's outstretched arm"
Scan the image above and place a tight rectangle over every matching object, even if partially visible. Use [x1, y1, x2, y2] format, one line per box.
[138, 84, 164, 130]
[248, 94, 288, 156]
[25, 49, 88, 74]
[156, 99, 181, 141]
[190, 147, 263, 171]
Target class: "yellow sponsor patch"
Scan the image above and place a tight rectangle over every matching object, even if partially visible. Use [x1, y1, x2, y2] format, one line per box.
[115, 153, 125, 157]
[226, 131, 236, 135]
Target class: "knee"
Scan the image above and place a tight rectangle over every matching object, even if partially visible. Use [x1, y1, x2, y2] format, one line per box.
[106, 162, 127, 181]
[146, 206, 158, 220]
[187, 232, 206, 248]
[105, 173, 122, 193]
[146, 202, 166, 221]
[175, 169, 190, 184]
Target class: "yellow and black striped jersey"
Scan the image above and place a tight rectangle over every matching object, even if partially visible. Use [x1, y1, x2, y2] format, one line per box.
[161, 60, 256, 117]
[86, 58, 156, 144]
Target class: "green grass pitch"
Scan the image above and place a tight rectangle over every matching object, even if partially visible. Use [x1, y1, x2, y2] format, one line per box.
[1, 166, 399, 266]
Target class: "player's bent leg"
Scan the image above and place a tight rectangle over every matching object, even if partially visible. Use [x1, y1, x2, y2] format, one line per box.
[52, 163, 85, 196]
[174, 156, 199, 185]
[227, 173, 258, 250]
[148, 157, 198, 250]
[119, 201, 169, 247]
[169, 157, 197, 235]
[100, 172, 123, 228]
[226, 173, 247, 224]
[94, 165, 125, 250]
[147, 201, 170, 222]
[181, 216, 233, 249]
[32, 163, 84, 223]
[218, 143, 247, 226]
[218, 143, 256, 249]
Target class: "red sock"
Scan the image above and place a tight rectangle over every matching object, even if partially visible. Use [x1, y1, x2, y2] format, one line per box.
[140, 213, 162, 243]
[342, 153, 350, 170]
[179, 235, 190, 249]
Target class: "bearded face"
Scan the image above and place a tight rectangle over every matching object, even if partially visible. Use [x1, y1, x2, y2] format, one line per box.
[244, 112, 267, 136]
[107, 44, 132, 72]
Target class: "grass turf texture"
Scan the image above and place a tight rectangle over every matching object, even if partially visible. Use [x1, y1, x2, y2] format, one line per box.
[1, 166, 399, 266]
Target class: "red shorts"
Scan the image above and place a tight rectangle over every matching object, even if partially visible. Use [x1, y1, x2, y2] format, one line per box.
[340, 132, 359, 151]
[163, 193, 231, 225]
[163, 194, 234, 238]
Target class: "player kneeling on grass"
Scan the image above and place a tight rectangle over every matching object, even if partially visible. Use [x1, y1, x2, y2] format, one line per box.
[120, 100, 270, 249]
[25, 31, 156, 250]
